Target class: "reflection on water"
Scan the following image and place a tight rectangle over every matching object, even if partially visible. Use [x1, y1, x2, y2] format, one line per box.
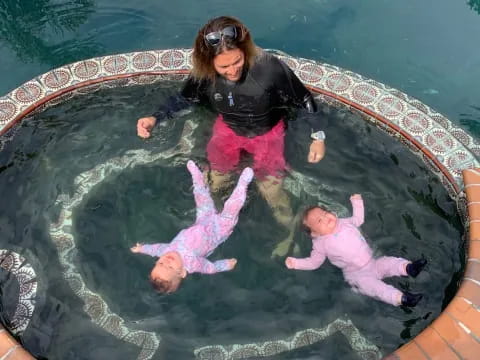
[460, 105, 480, 138]
[467, 0, 480, 14]
[0, 0, 102, 66]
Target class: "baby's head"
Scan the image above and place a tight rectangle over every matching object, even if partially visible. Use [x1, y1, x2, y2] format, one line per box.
[150, 251, 187, 294]
[302, 205, 338, 237]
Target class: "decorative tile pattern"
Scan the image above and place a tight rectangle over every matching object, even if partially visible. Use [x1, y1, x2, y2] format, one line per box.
[73, 60, 100, 79]
[194, 317, 381, 360]
[103, 55, 129, 74]
[43, 70, 72, 89]
[160, 49, 187, 69]
[298, 63, 324, 83]
[0, 250, 37, 334]
[132, 53, 157, 70]
[0, 101, 17, 125]
[13, 82, 44, 104]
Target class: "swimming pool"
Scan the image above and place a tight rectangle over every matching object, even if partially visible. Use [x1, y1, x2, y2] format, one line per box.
[1, 1, 480, 359]
[0, 47, 477, 359]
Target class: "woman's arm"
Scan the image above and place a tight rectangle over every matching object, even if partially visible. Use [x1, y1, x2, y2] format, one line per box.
[137, 77, 210, 138]
[272, 56, 326, 163]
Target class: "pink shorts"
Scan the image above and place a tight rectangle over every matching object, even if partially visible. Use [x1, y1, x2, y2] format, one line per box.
[206, 115, 287, 179]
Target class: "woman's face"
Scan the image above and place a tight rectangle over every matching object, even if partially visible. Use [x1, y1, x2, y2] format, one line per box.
[213, 48, 245, 82]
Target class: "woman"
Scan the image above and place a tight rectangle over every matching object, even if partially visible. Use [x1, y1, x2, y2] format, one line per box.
[137, 16, 326, 257]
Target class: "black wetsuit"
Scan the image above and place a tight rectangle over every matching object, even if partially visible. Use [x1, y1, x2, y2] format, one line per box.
[153, 52, 322, 138]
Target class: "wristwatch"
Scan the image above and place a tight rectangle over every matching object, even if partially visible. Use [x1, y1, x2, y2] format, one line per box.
[310, 130, 326, 141]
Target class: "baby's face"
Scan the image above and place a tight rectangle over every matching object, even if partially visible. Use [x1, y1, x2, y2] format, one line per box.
[304, 207, 337, 236]
[151, 251, 186, 291]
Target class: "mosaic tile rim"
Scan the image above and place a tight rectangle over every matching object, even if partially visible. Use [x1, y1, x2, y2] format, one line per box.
[0, 250, 37, 334]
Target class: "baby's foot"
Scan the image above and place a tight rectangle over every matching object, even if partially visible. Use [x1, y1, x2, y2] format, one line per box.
[239, 167, 254, 185]
[406, 258, 427, 278]
[187, 160, 204, 184]
[401, 292, 423, 307]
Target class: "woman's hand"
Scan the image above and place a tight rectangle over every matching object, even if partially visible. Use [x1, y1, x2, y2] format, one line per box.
[308, 140, 325, 163]
[130, 243, 143, 253]
[137, 116, 157, 138]
[285, 257, 295, 269]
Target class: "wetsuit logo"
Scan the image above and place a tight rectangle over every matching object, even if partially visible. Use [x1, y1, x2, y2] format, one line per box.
[214, 93, 223, 102]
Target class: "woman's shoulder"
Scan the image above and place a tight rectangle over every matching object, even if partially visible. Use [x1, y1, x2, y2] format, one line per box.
[249, 49, 286, 84]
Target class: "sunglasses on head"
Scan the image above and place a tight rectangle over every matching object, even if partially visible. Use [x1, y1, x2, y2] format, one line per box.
[204, 25, 237, 46]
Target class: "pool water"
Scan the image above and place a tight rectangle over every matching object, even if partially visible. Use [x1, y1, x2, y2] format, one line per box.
[0, 83, 464, 359]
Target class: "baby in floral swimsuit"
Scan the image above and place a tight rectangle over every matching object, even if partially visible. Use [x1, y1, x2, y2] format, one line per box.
[285, 194, 427, 307]
[131, 160, 254, 294]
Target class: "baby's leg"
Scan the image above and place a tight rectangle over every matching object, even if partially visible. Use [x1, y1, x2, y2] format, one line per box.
[374, 256, 409, 278]
[218, 167, 254, 233]
[354, 276, 403, 306]
[187, 160, 215, 220]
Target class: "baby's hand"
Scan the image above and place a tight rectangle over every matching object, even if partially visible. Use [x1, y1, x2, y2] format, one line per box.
[130, 243, 143, 253]
[228, 258, 238, 269]
[285, 257, 295, 269]
[350, 194, 362, 201]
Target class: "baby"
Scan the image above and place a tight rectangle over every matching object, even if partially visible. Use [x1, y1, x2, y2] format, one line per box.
[285, 194, 427, 307]
[131, 160, 254, 293]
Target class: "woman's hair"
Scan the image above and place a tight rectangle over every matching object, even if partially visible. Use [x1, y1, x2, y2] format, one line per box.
[191, 16, 259, 81]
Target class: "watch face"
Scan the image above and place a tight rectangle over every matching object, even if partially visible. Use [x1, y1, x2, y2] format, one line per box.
[312, 131, 325, 140]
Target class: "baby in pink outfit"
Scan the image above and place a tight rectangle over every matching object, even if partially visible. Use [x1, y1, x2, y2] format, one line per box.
[285, 194, 426, 307]
[131, 160, 254, 294]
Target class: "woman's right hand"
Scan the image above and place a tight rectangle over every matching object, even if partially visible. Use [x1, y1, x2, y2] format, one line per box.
[137, 116, 157, 138]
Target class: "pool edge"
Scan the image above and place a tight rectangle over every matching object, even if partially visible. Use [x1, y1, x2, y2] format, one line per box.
[0, 325, 35, 359]
[389, 168, 480, 360]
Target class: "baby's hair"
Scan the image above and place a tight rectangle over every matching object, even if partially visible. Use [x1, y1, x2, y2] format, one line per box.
[301, 205, 331, 233]
[149, 276, 179, 294]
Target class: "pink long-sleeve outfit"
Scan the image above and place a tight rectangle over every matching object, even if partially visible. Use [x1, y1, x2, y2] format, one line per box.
[137, 161, 253, 274]
[290, 198, 409, 306]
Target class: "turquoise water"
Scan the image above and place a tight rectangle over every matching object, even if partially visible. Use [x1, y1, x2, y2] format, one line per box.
[1, 0, 480, 135]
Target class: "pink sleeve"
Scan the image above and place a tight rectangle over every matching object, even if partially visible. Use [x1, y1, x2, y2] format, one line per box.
[190, 257, 233, 274]
[344, 198, 364, 227]
[138, 243, 169, 257]
[290, 248, 327, 270]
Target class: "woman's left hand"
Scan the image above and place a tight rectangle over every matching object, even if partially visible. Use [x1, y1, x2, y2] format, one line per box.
[308, 140, 325, 163]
